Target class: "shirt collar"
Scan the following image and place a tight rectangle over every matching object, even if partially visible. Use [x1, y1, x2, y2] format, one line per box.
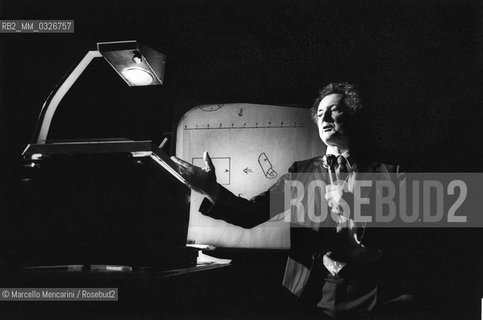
[324, 149, 356, 169]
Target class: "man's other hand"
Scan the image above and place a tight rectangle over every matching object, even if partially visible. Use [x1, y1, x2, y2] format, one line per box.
[324, 180, 346, 210]
[171, 151, 220, 203]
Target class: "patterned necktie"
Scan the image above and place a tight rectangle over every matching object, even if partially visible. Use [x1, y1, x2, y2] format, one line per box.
[321, 154, 353, 275]
[336, 155, 348, 181]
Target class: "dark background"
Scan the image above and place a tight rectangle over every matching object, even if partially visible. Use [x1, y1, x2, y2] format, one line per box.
[1, 0, 482, 172]
[0, 0, 483, 319]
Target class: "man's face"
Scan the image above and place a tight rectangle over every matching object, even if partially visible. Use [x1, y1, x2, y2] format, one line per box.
[316, 93, 351, 148]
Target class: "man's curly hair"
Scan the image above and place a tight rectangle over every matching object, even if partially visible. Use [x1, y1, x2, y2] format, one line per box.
[310, 82, 362, 123]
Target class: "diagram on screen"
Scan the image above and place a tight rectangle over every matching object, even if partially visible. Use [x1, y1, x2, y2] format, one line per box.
[192, 157, 231, 185]
[199, 104, 224, 112]
[176, 103, 324, 248]
[258, 152, 277, 179]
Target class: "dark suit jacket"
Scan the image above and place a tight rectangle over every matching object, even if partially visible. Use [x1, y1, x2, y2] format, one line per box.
[199, 156, 403, 307]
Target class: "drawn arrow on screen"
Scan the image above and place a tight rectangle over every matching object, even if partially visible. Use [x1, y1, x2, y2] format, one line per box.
[238, 108, 243, 117]
[243, 167, 252, 174]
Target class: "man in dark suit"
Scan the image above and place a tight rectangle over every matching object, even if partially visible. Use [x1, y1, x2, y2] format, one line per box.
[172, 82, 403, 318]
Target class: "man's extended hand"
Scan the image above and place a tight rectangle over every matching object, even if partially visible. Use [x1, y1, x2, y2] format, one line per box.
[171, 151, 220, 203]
